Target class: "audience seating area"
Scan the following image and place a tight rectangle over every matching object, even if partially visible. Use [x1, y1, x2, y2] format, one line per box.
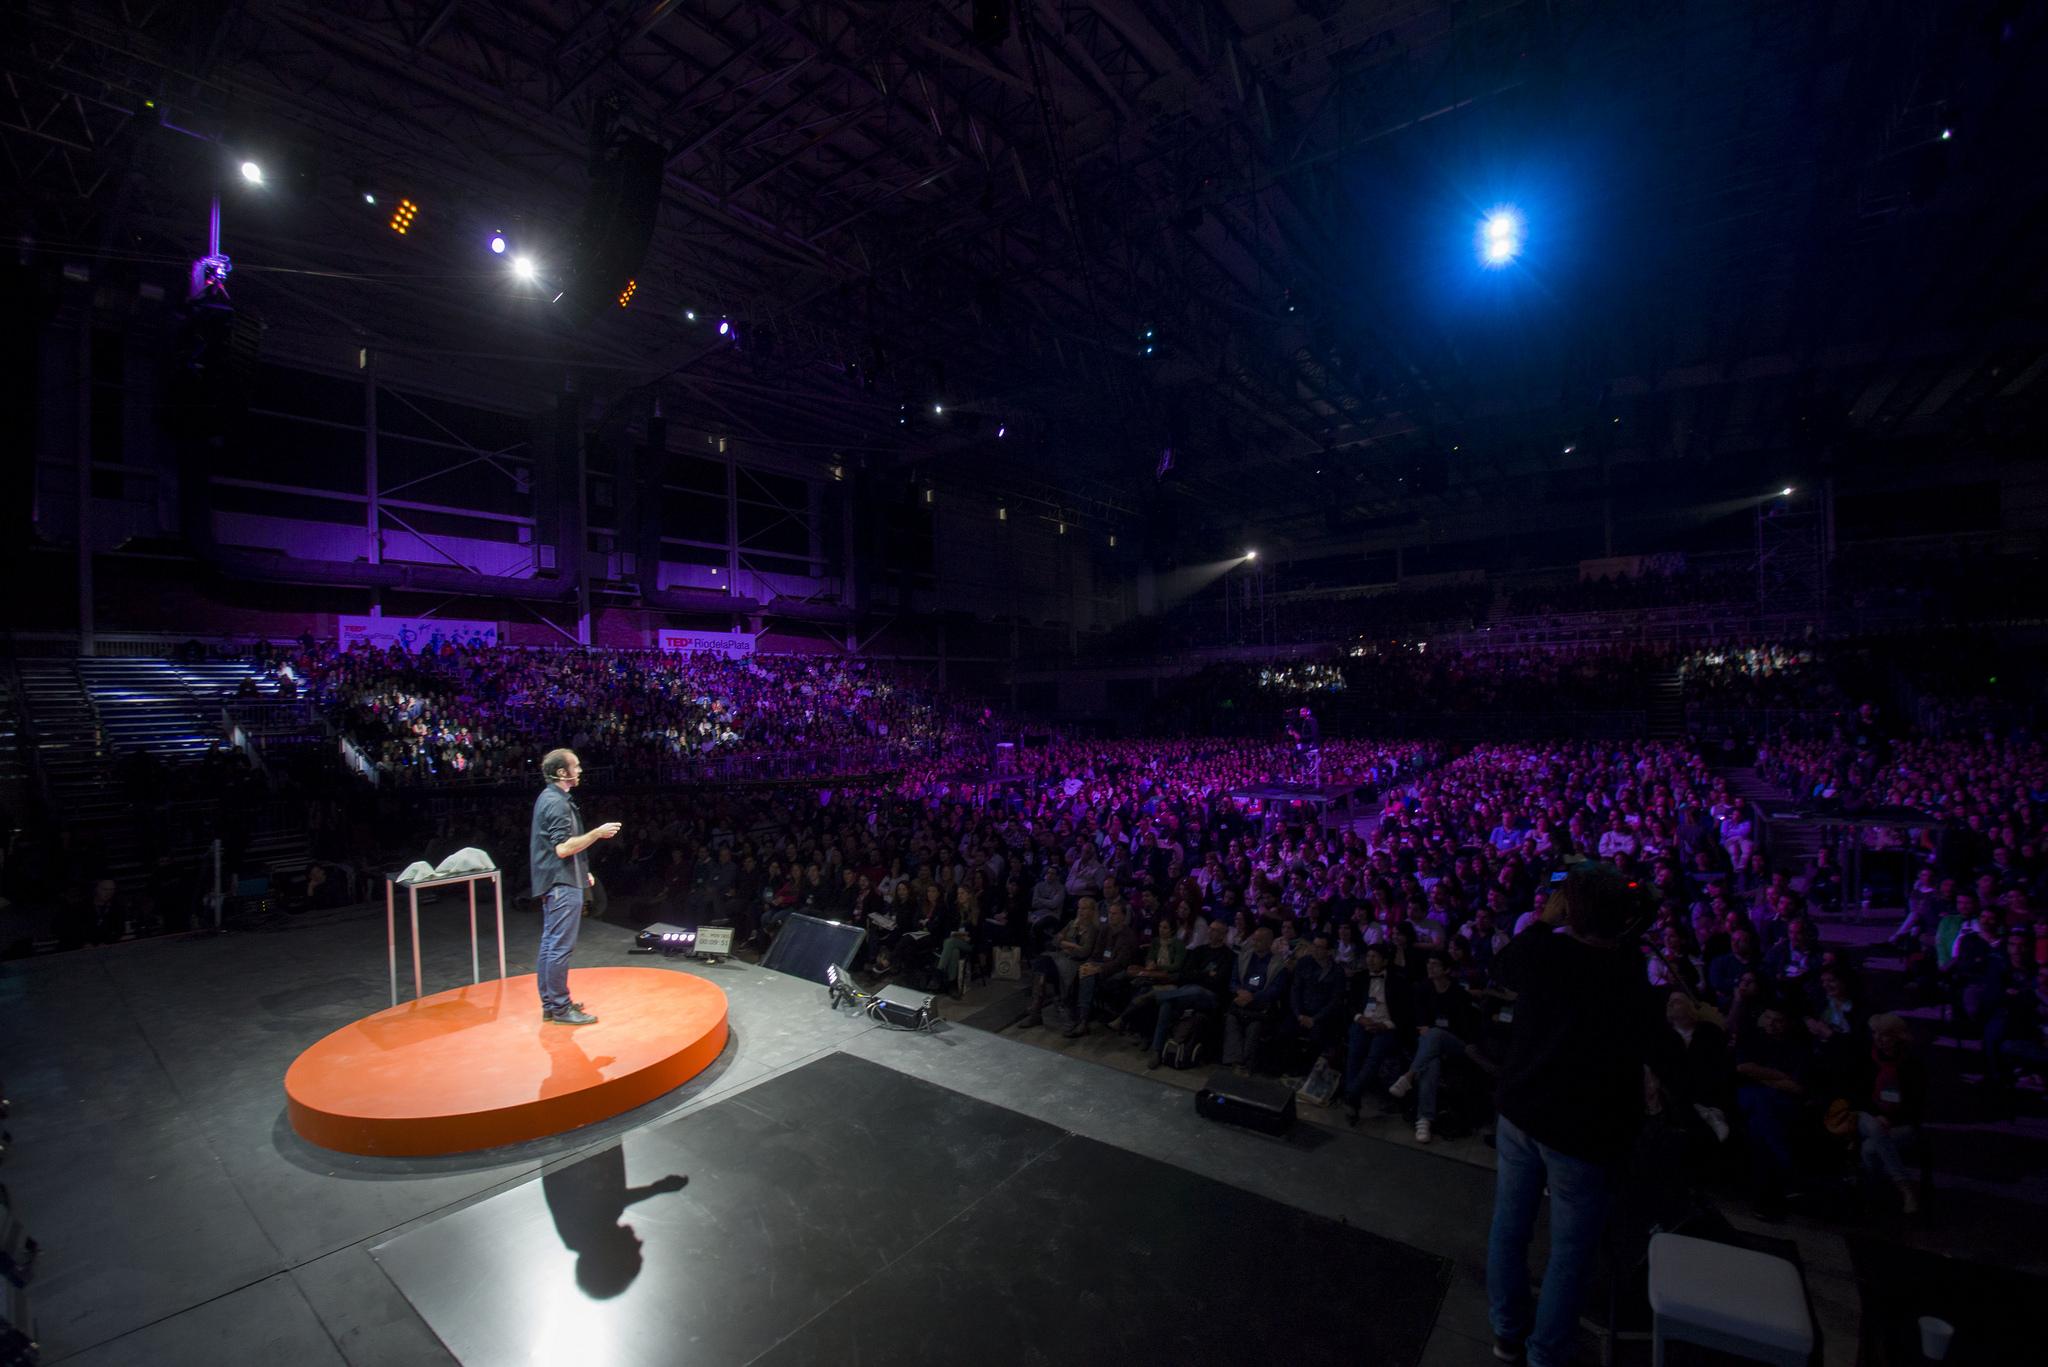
[291, 644, 988, 787]
[0, 632, 2043, 1259]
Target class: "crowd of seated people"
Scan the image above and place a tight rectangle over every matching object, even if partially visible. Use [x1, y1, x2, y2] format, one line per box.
[292, 643, 991, 786]
[1761, 711, 2047, 822]
[1679, 644, 1844, 714]
[355, 732, 1440, 994]
[12, 624, 2043, 1234]
[880, 731, 1987, 1224]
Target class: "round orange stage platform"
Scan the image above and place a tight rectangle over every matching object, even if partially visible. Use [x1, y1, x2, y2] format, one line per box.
[284, 966, 729, 1156]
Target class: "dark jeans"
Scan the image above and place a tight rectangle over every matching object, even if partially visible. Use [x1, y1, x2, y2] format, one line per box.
[1074, 967, 1130, 1022]
[1148, 985, 1216, 1055]
[1487, 1113, 1614, 1367]
[1223, 1005, 1278, 1067]
[1411, 1026, 1470, 1122]
[1342, 1022, 1405, 1102]
[1736, 1084, 1802, 1197]
[538, 882, 585, 1015]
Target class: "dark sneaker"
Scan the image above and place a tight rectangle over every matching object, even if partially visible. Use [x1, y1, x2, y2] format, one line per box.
[540, 1001, 585, 1020]
[547, 1007, 599, 1025]
[1491, 1336, 1525, 1362]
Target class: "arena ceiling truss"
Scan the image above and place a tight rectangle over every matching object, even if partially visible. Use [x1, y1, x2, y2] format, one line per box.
[8, 0, 2047, 553]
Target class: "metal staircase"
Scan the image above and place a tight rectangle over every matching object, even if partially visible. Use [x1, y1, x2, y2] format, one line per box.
[0, 676, 28, 817]
[15, 657, 312, 920]
[15, 659, 117, 820]
[77, 657, 266, 762]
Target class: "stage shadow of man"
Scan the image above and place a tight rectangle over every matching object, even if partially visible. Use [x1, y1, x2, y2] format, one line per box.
[536, 1032, 687, 1298]
[542, 1145, 689, 1299]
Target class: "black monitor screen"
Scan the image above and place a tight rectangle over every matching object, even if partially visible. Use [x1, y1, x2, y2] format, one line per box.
[759, 913, 867, 986]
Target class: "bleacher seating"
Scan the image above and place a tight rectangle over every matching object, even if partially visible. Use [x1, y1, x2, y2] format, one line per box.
[77, 657, 267, 761]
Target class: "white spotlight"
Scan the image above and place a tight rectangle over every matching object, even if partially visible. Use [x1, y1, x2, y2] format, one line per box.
[239, 161, 264, 185]
[511, 256, 537, 281]
[1477, 206, 1523, 267]
[1780, 486, 1794, 496]
[1245, 549, 1258, 561]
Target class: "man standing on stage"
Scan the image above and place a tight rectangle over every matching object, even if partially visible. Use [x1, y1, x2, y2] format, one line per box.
[1290, 705, 1322, 782]
[530, 749, 622, 1024]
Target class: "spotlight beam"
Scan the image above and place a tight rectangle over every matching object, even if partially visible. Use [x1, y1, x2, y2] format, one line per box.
[1477, 206, 1524, 267]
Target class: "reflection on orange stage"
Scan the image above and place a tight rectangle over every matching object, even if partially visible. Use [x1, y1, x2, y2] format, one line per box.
[285, 966, 729, 1156]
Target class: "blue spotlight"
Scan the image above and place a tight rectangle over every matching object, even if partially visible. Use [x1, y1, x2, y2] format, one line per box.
[488, 232, 506, 254]
[1477, 206, 1524, 267]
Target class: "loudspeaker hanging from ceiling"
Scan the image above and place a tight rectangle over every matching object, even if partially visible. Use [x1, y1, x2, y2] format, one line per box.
[560, 96, 665, 325]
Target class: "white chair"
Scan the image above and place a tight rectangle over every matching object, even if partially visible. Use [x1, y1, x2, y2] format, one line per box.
[1647, 1232, 1813, 1367]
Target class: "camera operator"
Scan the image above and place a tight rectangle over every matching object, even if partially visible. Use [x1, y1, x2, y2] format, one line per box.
[1485, 866, 1654, 1367]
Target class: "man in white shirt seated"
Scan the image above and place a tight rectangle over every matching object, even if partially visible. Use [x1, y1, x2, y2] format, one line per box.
[1596, 813, 1638, 861]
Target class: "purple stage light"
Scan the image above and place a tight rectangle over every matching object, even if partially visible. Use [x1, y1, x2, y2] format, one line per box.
[489, 232, 506, 254]
[717, 318, 730, 335]
[996, 425, 1006, 438]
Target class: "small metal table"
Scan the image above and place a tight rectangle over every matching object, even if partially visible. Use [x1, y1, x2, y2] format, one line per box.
[384, 868, 507, 1005]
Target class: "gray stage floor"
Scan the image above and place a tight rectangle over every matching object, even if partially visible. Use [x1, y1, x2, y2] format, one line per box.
[0, 901, 1595, 1366]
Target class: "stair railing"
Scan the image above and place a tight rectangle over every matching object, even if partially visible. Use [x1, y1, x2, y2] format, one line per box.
[0, 655, 52, 815]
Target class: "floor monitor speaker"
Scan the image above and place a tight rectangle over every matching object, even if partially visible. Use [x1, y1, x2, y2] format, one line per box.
[1196, 1070, 1297, 1136]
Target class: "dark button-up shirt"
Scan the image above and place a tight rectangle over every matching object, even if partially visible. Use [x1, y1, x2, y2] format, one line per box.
[529, 784, 587, 898]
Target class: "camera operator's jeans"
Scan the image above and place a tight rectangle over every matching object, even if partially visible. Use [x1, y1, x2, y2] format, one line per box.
[1487, 1112, 1613, 1367]
[538, 883, 585, 1015]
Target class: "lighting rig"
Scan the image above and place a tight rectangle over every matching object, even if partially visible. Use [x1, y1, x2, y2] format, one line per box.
[824, 964, 935, 1031]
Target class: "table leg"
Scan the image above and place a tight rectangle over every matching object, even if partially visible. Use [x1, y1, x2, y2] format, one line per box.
[469, 880, 479, 984]
[494, 874, 506, 981]
[411, 889, 423, 1000]
[386, 881, 397, 1006]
